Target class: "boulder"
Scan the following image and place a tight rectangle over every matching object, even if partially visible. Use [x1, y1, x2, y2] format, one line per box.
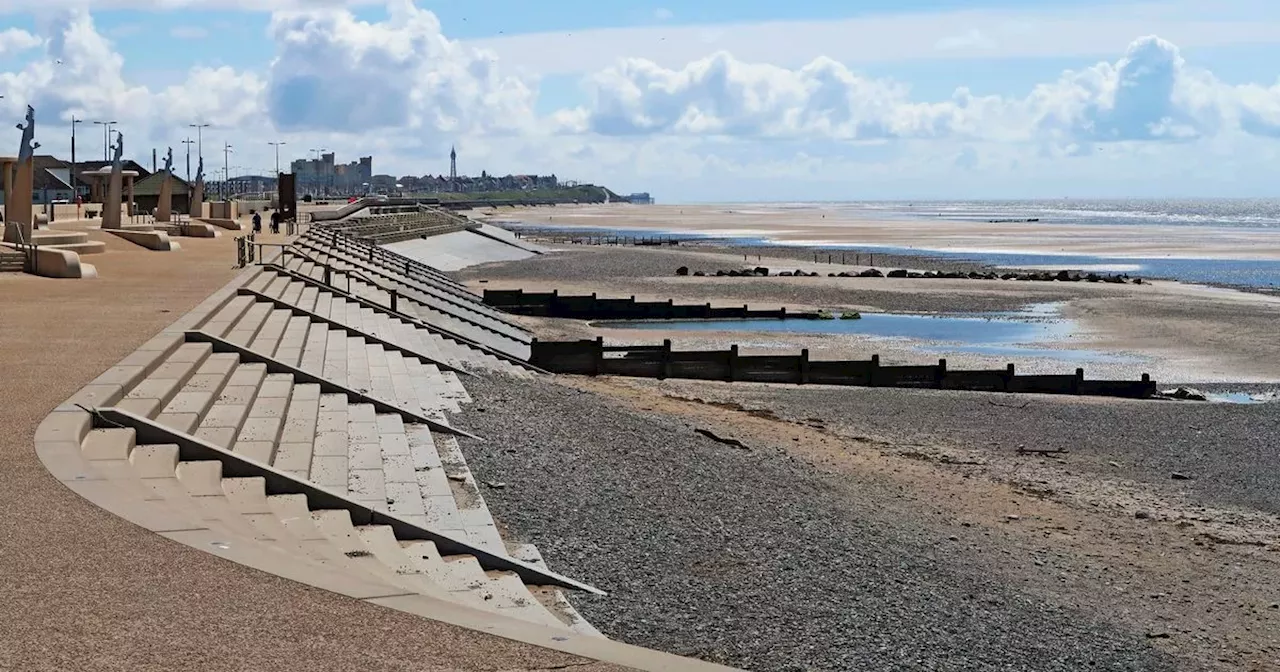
[907, 272, 923, 278]
[779, 271, 793, 277]
[859, 268, 884, 278]
[1055, 270, 1072, 282]
[676, 266, 689, 276]
[693, 271, 706, 277]
[754, 267, 770, 276]
[1162, 387, 1207, 401]
[886, 269, 909, 278]
[716, 270, 727, 276]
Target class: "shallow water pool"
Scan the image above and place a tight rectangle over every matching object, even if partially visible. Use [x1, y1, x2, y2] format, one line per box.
[606, 305, 1141, 364]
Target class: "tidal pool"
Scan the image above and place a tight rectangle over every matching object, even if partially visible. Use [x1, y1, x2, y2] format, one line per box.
[606, 304, 1141, 364]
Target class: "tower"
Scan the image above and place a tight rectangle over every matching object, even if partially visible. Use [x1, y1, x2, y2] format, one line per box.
[449, 145, 457, 187]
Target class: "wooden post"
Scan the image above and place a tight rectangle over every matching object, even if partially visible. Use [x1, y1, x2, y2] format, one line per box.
[660, 339, 672, 380]
[799, 349, 810, 385]
[593, 336, 604, 376]
[1005, 363, 1015, 391]
[1074, 368, 1084, 394]
[870, 354, 881, 386]
[728, 344, 738, 382]
[937, 358, 947, 388]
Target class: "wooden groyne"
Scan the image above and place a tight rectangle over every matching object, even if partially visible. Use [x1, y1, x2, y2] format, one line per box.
[483, 289, 824, 320]
[530, 338, 1157, 399]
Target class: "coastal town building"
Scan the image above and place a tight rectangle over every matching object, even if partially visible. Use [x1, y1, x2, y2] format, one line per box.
[289, 152, 373, 195]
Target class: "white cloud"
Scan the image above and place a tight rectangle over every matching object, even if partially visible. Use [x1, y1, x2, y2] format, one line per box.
[264, 0, 537, 138]
[467, 0, 1280, 76]
[0, 28, 42, 57]
[3, 1, 1280, 200]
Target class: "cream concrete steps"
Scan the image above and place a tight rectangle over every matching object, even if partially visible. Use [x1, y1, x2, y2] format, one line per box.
[508, 543, 604, 638]
[75, 429, 595, 635]
[337, 270, 531, 360]
[265, 260, 535, 377]
[300, 243, 529, 342]
[117, 342, 218, 419]
[300, 233, 471, 295]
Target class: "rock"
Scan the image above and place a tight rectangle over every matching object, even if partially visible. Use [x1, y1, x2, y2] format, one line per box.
[693, 271, 706, 277]
[676, 266, 689, 276]
[1135, 511, 1151, 519]
[754, 267, 770, 276]
[1055, 270, 1072, 282]
[1171, 472, 1193, 481]
[907, 272, 923, 278]
[859, 269, 884, 278]
[716, 270, 727, 276]
[1133, 277, 1144, 285]
[1161, 387, 1208, 401]
[887, 269, 909, 278]
[828, 273, 837, 277]
[779, 271, 793, 277]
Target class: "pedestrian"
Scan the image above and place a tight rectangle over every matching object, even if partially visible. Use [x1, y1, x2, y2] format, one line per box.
[270, 210, 280, 234]
[252, 210, 262, 234]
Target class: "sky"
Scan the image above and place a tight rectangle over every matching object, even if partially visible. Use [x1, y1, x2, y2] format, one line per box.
[2, 0, 1280, 202]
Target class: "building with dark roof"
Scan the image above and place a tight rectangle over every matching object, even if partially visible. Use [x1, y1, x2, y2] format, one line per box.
[131, 171, 193, 214]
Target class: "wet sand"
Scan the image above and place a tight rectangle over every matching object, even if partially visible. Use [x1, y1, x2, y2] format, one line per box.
[461, 245, 1280, 384]
[474, 204, 1280, 261]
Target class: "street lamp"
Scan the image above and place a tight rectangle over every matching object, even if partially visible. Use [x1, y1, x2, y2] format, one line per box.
[268, 141, 286, 176]
[222, 142, 233, 200]
[189, 122, 210, 166]
[70, 116, 83, 199]
[92, 120, 117, 162]
[181, 137, 195, 182]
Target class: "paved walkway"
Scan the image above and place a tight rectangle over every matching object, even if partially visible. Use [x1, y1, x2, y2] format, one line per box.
[0, 231, 627, 671]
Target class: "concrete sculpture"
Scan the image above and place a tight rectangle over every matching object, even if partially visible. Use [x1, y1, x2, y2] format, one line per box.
[189, 156, 204, 218]
[156, 147, 174, 222]
[3, 106, 39, 243]
[103, 135, 125, 229]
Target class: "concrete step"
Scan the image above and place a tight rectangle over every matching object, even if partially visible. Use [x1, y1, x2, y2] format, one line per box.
[119, 342, 215, 419]
[193, 362, 267, 450]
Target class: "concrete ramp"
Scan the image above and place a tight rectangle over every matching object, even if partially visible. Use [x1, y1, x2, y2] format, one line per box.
[472, 223, 547, 254]
[384, 230, 536, 271]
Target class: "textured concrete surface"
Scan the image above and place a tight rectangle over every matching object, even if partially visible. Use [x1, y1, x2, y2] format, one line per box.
[0, 232, 630, 672]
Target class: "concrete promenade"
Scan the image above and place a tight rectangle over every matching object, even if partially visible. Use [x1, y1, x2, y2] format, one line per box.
[0, 232, 628, 671]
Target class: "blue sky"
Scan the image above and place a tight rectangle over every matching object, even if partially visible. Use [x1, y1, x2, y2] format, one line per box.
[2, 0, 1280, 201]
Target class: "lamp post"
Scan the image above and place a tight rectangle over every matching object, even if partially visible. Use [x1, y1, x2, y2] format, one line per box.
[268, 141, 286, 177]
[180, 137, 195, 182]
[222, 142, 233, 200]
[70, 117, 83, 200]
[190, 123, 210, 169]
[93, 120, 117, 162]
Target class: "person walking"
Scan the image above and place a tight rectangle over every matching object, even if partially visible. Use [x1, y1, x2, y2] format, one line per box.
[270, 210, 281, 234]
[252, 210, 262, 234]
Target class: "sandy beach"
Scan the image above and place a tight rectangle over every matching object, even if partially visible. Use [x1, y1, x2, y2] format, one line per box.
[474, 204, 1280, 261]
[461, 243, 1280, 383]
[451, 236, 1280, 670]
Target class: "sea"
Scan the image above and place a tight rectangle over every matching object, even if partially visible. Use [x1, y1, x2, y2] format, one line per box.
[813, 199, 1280, 288]
[517, 199, 1280, 288]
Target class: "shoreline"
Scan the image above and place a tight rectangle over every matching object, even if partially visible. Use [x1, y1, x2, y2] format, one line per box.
[460, 242, 1280, 384]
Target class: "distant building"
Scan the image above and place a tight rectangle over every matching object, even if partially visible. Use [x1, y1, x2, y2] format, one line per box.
[627, 192, 654, 204]
[289, 153, 372, 195]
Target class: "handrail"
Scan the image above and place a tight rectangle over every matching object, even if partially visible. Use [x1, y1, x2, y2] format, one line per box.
[308, 226, 461, 284]
[299, 231, 467, 294]
[275, 246, 392, 304]
[296, 236, 519, 320]
[285, 247, 532, 342]
[261, 262, 544, 373]
[308, 196, 379, 222]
